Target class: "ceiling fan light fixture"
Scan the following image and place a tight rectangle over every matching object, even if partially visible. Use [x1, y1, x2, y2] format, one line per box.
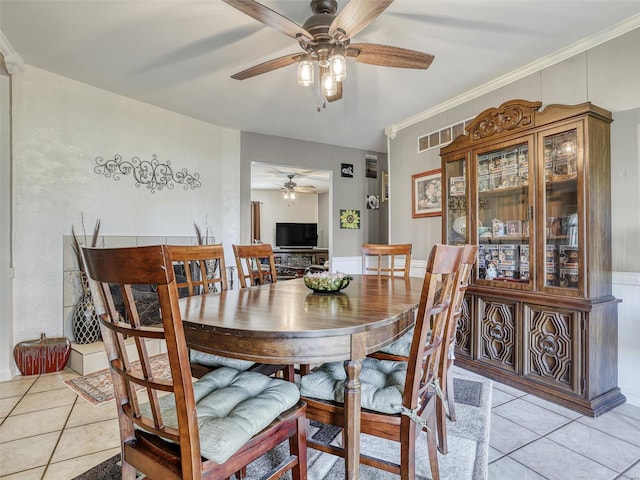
[317, 50, 330, 68]
[329, 48, 346, 82]
[321, 71, 337, 97]
[297, 54, 314, 87]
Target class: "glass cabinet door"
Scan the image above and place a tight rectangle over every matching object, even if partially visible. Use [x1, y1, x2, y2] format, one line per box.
[475, 139, 533, 289]
[540, 127, 581, 294]
[445, 157, 468, 245]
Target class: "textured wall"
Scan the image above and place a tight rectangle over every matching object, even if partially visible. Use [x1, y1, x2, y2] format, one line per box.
[9, 66, 241, 356]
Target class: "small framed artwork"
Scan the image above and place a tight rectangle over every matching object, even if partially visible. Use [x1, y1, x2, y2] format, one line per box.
[340, 209, 361, 229]
[365, 155, 378, 178]
[366, 194, 380, 209]
[341, 163, 354, 178]
[381, 171, 389, 202]
[412, 169, 442, 218]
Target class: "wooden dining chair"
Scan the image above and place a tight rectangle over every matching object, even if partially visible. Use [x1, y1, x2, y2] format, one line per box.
[299, 244, 463, 480]
[232, 243, 296, 381]
[435, 244, 477, 454]
[82, 245, 307, 480]
[369, 244, 477, 454]
[233, 243, 278, 288]
[361, 243, 412, 279]
[165, 244, 257, 379]
[167, 243, 228, 295]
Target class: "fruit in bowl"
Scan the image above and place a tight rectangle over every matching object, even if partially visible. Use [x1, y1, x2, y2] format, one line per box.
[303, 272, 352, 293]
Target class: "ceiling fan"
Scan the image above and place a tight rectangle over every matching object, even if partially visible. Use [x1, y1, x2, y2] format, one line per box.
[280, 174, 317, 199]
[222, 0, 434, 104]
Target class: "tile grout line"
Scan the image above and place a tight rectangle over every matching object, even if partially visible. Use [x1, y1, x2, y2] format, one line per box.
[492, 409, 639, 478]
[542, 427, 636, 476]
[617, 459, 640, 479]
[40, 395, 80, 480]
[489, 408, 577, 457]
[0, 373, 41, 428]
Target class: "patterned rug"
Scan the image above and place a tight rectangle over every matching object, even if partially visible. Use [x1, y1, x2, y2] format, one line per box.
[74, 374, 491, 480]
[64, 354, 171, 407]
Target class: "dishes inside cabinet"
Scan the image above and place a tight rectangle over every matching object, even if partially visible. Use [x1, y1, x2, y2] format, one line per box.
[453, 216, 467, 235]
[453, 216, 482, 236]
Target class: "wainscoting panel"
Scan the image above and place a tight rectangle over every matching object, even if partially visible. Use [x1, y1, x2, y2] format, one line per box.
[613, 271, 640, 407]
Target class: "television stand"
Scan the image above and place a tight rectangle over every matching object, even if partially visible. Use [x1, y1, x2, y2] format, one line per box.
[273, 248, 329, 269]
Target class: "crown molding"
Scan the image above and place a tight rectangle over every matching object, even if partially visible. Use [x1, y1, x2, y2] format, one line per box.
[386, 14, 640, 136]
[0, 28, 24, 75]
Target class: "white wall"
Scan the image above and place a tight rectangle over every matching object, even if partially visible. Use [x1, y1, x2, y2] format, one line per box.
[0, 68, 13, 379]
[3, 65, 241, 379]
[251, 189, 320, 247]
[388, 28, 640, 406]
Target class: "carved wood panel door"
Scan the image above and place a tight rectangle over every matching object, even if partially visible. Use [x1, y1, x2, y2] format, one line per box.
[454, 295, 474, 359]
[477, 296, 518, 372]
[522, 304, 582, 395]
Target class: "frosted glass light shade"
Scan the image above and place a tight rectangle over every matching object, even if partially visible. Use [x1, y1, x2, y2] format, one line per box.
[329, 52, 346, 82]
[297, 57, 314, 87]
[321, 72, 337, 97]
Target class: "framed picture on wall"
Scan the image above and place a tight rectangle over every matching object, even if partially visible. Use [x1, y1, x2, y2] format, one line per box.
[412, 169, 442, 218]
[365, 155, 378, 178]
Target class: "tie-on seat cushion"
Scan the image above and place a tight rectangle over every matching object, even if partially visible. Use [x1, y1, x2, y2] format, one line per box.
[189, 349, 255, 371]
[299, 357, 408, 414]
[378, 329, 433, 357]
[140, 367, 300, 464]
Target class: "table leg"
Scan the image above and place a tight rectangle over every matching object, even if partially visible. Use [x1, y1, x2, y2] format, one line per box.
[343, 358, 362, 480]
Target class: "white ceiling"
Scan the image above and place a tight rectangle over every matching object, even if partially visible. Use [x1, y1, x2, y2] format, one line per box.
[1, 0, 638, 157]
[251, 162, 331, 193]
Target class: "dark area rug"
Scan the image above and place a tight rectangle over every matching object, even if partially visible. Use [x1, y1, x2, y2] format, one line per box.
[74, 375, 491, 480]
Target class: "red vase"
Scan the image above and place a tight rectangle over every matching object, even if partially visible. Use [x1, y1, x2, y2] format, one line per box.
[13, 333, 71, 376]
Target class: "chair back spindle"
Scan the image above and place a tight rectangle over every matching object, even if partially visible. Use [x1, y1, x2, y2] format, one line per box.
[362, 243, 412, 279]
[233, 244, 278, 288]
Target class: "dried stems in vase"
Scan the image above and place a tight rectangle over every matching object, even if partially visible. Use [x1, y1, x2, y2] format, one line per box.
[71, 217, 101, 294]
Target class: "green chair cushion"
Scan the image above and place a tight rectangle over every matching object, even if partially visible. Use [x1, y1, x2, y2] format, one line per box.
[378, 328, 432, 357]
[189, 349, 255, 371]
[139, 367, 300, 464]
[299, 357, 407, 414]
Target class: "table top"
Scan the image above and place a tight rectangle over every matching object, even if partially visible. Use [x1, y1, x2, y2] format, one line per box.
[180, 275, 423, 365]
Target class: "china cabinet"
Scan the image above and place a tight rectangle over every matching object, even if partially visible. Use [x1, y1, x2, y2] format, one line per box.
[440, 99, 623, 416]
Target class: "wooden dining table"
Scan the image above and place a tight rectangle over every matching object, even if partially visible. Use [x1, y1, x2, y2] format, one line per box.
[180, 274, 424, 480]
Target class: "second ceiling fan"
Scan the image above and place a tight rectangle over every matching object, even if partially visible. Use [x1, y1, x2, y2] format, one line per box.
[223, 0, 434, 104]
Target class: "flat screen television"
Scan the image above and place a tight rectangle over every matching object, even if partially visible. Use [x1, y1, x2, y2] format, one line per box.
[275, 222, 318, 248]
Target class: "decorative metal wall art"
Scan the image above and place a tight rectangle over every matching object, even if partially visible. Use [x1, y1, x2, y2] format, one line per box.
[95, 154, 201, 193]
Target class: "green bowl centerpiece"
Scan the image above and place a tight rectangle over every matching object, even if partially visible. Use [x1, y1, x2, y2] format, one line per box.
[303, 272, 352, 294]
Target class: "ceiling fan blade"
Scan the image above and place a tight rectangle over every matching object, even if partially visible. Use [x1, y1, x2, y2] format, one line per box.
[346, 43, 434, 69]
[231, 53, 303, 80]
[329, 0, 394, 41]
[326, 81, 343, 103]
[222, 0, 313, 41]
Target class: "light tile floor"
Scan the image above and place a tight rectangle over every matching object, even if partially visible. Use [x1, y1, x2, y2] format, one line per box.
[0, 366, 639, 479]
